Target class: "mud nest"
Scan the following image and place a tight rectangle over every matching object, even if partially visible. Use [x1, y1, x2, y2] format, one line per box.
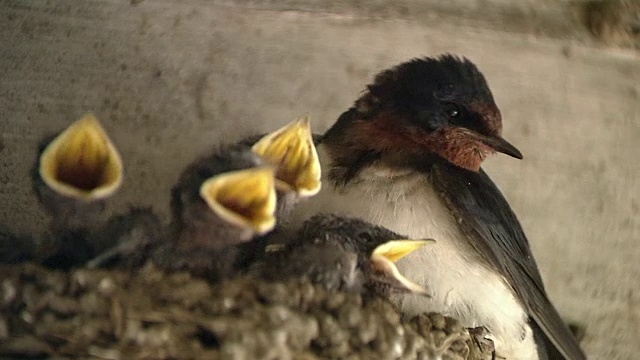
[0, 263, 494, 360]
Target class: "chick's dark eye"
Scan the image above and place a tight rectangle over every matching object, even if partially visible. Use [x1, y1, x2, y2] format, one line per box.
[358, 232, 374, 243]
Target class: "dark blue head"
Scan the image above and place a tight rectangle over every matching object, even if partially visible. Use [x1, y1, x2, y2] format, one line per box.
[325, 55, 522, 172]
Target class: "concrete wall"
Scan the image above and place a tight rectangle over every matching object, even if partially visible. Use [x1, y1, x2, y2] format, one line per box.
[1, 1, 638, 358]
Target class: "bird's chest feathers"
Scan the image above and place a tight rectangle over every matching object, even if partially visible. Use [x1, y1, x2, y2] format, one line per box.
[322, 165, 467, 258]
[299, 158, 532, 356]
[335, 169, 452, 238]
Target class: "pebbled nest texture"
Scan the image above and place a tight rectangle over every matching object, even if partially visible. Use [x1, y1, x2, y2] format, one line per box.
[0, 263, 494, 360]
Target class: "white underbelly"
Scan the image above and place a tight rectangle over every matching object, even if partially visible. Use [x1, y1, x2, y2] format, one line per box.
[290, 149, 539, 359]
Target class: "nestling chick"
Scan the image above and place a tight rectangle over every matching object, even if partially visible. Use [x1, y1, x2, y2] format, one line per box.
[261, 214, 432, 297]
[31, 114, 123, 268]
[154, 116, 322, 281]
[158, 145, 276, 281]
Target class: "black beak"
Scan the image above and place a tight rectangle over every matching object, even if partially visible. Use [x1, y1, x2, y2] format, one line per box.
[482, 135, 523, 159]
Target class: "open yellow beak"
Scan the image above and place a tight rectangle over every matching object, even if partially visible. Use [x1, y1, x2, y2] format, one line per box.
[372, 239, 434, 263]
[251, 116, 321, 197]
[199, 167, 277, 235]
[370, 239, 434, 295]
[39, 113, 123, 201]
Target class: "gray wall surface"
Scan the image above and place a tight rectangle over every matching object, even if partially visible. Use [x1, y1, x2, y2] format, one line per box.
[1, 1, 639, 358]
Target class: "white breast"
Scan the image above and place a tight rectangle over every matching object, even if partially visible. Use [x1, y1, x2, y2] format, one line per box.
[289, 144, 540, 359]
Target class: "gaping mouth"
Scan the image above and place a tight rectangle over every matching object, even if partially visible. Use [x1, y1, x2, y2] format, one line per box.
[251, 116, 321, 197]
[39, 114, 123, 200]
[199, 167, 277, 234]
[370, 239, 434, 295]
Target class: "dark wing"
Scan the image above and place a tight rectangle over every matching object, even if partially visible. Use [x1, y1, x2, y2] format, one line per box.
[429, 161, 585, 360]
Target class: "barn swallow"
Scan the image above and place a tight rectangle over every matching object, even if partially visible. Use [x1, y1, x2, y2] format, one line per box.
[261, 214, 431, 297]
[251, 116, 321, 221]
[158, 144, 277, 281]
[31, 114, 123, 268]
[34, 114, 123, 231]
[289, 55, 585, 360]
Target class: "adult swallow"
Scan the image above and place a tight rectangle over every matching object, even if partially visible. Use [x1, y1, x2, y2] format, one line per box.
[261, 214, 431, 297]
[32, 114, 124, 268]
[289, 55, 585, 360]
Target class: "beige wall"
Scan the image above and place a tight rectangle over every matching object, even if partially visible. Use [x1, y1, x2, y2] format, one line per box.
[1, 1, 638, 358]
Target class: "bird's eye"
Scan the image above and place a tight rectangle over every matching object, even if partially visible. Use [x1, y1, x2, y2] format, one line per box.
[447, 105, 461, 118]
[359, 232, 374, 243]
